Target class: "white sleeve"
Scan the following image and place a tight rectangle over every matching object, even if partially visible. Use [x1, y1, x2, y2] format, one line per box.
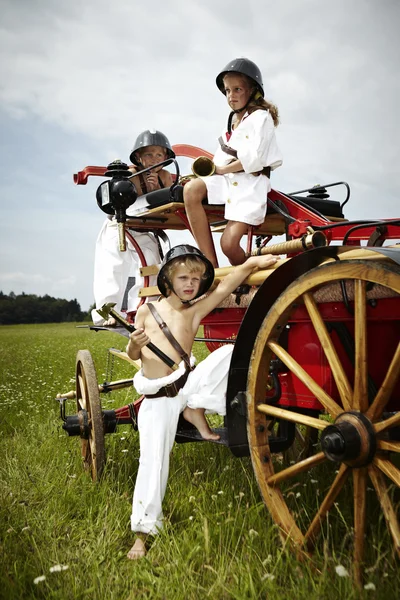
[235, 111, 283, 173]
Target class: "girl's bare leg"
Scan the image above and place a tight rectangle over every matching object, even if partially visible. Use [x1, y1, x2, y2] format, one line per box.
[221, 221, 249, 265]
[183, 179, 219, 267]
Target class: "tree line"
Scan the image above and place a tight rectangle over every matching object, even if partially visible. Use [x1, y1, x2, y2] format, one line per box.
[0, 292, 89, 325]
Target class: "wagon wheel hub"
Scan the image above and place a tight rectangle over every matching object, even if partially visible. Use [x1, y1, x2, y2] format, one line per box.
[320, 411, 376, 466]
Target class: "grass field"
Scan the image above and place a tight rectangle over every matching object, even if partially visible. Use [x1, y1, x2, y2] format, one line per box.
[0, 323, 398, 599]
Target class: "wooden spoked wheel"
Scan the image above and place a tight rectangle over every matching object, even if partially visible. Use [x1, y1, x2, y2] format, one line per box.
[76, 350, 105, 481]
[247, 258, 400, 586]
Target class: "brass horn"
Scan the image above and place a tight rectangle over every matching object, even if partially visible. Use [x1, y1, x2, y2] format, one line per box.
[191, 156, 216, 177]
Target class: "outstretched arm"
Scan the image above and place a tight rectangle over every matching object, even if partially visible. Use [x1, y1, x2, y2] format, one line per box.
[193, 254, 278, 325]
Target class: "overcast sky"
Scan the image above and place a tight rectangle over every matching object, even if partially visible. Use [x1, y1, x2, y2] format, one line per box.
[0, 0, 399, 311]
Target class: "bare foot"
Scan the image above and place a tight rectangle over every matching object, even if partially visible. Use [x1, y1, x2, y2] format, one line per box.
[127, 536, 147, 560]
[183, 407, 220, 441]
[104, 317, 117, 327]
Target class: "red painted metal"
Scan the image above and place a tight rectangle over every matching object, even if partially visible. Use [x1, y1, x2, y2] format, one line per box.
[125, 229, 149, 310]
[74, 145, 400, 419]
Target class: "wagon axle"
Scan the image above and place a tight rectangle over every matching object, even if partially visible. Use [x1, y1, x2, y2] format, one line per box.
[61, 408, 119, 438]
[320, 411, 376, 466]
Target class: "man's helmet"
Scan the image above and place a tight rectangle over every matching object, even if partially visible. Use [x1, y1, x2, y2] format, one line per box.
[157, 245, 214, 300]
[216, 58, 264, 97]
[130, 129, 175, 165]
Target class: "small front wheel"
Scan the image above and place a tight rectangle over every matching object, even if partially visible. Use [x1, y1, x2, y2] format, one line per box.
[76, 350, 105, 480]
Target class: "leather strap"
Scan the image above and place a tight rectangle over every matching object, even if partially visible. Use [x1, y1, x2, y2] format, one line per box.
[145, 369, 191, 399]
[217, 137, 271, 179]
[218, 136, 238, 158]
[147, 303, 193, 370]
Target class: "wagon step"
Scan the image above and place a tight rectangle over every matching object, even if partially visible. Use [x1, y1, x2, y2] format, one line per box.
[175, 427, 228, 445]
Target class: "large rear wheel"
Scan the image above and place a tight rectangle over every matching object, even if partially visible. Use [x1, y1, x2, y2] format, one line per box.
[247, 258, 400, 585]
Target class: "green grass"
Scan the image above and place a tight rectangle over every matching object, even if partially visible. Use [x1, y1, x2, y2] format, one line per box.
[0, 323, 398, 599]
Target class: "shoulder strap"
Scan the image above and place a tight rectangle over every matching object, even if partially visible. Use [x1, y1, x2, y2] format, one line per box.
[218, 136, 238, 158]
[157, 175, 165, 188]
[147, 303, 192, 370]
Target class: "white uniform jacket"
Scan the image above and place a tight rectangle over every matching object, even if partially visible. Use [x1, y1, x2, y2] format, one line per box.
[204, 109, 283, 226]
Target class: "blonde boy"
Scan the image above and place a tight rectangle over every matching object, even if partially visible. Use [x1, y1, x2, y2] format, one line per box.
[126, 244, 277, 559]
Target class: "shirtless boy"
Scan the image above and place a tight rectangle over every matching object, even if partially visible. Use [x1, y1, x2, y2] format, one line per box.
[125, 244, 277, 559]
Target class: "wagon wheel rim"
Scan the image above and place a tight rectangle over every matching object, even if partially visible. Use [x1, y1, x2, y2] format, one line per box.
[247, 258, 400, 586]
[76, 349, 106, 480]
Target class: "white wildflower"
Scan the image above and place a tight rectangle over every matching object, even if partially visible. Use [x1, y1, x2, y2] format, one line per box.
[364, 583, 376, 591]
[262, 555, 272, 566]
[238, 492, 244, 498]
[121, 449, 128, 453]
[49, 564, 69, 573]
[217, 490, 224, 495]
[335, 565, 350, 577]
[120, 437, 126, 440]
[67, 474, 76, 478]
[296, 492, 301, 498]
[34, 575, 46, 584]
[21, 526, 30, 532]
[249, 529, 259, 537]
[310, 479, 318, 484]
[188, 516, 194, 521]
[194, 470, 204, 476]
[261, 573, 275, 582]
[189, 496, 195, 503]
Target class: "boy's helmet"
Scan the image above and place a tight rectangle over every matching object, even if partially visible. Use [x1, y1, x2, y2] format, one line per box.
[130, 129, 175, 165]
[216, 57, 264, 97]
[157, 245, 214, 300]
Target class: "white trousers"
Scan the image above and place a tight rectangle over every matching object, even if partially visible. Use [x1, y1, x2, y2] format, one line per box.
[92, 219, 161, 324]
[131, 344, 233, 534]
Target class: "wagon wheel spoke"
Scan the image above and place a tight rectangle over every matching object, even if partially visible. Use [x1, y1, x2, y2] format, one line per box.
[303, 292, 352, 411]
[257, 403, 328, 430]
[368, 464, 400, 559]
[267, 452, 326, 486]
[377, 440, 400, 453]
[353, 280, 368, 412]
[304, 463, 350, 550]
[77, 374, 87, 410]
[353, 467, 367, 588]
[367, 341, 400, 421]
[268, 341, 342, 417]
[374, 456, 400, 487]
[374, 412, 400, 434]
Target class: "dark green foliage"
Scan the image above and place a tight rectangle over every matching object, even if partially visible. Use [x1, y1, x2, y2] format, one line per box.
[0, 291, 88, 324]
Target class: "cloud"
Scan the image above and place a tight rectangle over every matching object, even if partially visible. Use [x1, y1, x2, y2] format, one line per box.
[0, 0, 399, 310]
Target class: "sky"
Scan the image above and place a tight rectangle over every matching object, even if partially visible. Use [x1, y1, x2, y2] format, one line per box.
[0, 0, 399, 311]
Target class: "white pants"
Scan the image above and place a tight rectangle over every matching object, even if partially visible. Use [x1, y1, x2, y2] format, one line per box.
[92, 219, 161, 324]
[131, 344, 233, 534]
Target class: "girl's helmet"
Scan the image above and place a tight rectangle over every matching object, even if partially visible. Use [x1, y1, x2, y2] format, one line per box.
[130, 129, 175, 165]
[216, 57, 264, 97]
[157, 245, 215, 300]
